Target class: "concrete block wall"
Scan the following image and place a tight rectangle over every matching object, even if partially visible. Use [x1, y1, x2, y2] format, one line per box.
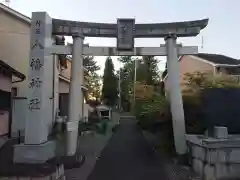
[0, 164, 65, 180]
[186, 134, 240, 180]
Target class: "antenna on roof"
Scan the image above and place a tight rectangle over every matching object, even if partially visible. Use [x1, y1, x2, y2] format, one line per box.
[4, 0, 11, 6]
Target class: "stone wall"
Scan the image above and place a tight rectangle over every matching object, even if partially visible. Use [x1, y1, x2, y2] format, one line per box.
[0, 164, 65, 180]
[186, 134, 240, 180]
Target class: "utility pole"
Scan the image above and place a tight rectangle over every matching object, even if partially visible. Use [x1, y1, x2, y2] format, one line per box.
[118, 70, 121, 110]
[132, 59, 143, 112]
[132, 59, 137, 112]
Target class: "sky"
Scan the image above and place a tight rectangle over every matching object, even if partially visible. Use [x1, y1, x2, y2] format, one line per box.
[3, 0, 240, 75]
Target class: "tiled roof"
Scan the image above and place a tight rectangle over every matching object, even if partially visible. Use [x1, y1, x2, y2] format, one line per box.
[195, 53, 240, 65]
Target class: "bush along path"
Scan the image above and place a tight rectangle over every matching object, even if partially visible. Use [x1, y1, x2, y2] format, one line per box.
[86, 118, 169, 180]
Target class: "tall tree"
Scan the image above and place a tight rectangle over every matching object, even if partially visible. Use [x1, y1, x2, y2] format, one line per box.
[56, 37, 101, 102]
[83, 56, 101, 101]
[102, 57, 118, 106]
[161, 62, 168, 80]
[142, 56, 160, 85]
[86, 73, 101, 101]
[117, 56, 161, 111]
[117, 56, 136, 111]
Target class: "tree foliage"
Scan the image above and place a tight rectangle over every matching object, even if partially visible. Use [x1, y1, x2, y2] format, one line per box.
[134, 82, 168, 134]
[56, 37, 101, 102]
[180, 71, 240, 134]
[183, 71, 240, 96]
[137, 92, 167, 117]
[117, 56, 161, 111]
[101, 57, 118, 106]
[83, 56, 101, 101]
[142, 56, 160, 84]
[118, 57, 135, 109]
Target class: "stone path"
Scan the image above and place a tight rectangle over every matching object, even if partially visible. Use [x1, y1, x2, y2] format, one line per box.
[86, 118, 169, 180]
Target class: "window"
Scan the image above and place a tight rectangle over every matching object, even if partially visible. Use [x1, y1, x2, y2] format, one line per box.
[0, 89, 11, 110]
[11, 87, 18, 97]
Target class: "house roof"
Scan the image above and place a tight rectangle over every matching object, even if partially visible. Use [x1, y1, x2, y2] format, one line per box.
[195, 53, 240, 65]
[161, 53, 240, 81]
[0, 60, 25, 80]
[0, 3, 31, 24]
[0, 4, 68, 76]
[0, 3, 64, 43]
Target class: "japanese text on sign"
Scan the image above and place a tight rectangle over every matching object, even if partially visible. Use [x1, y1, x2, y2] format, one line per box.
[28, 98, 41, 110]
[35, 20, 41, 34]
[29, 78, 42, 88]
[28, 19, 44, 111]
[30, 58, 43, 71]
[31, 40, 44, 50]
[117, 19, 135, 51]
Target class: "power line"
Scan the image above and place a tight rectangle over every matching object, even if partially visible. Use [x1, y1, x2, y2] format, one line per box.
[1, 0, 11, 6]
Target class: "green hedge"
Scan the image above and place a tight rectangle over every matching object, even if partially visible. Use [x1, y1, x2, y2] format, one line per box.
[78, 119, 109, 135]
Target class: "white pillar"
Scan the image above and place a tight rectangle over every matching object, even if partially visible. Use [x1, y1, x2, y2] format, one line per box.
[25, 12, 53, 144]
[132, 59, 137, 112]
[165, 34, 187, 155]
[66, 34, 84, 156]
[53, 55, 59, 122]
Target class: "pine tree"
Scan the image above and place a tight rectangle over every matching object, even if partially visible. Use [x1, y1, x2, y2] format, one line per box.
[102, 57, 118, 106]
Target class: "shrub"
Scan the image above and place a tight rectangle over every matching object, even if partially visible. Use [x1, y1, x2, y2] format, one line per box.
[182, 71, 240, 134]
[135, 93, 168, 131]
[78, 121, 98, 134]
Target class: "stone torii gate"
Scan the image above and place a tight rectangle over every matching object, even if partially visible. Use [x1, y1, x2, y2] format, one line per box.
[14, 12, 208, 163]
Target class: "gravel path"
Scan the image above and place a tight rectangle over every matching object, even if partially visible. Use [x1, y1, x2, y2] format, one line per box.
[87, 118, 169, 180]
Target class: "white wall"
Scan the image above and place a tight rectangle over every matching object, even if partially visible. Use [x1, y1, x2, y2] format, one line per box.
[83, 104, 89, 121]
[53, 55, 59, 119]
[11, 98, 27, 137]
[0, 74, 12, 92]
[59, 79, 70, 94]
[0, 111, 9, 136]
[0, 10, 60, 137]
[0, 74, 11, 136]
[0, 9, 30, 97]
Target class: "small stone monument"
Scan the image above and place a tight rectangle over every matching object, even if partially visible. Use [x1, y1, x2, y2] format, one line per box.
[214, 126, 228, 139]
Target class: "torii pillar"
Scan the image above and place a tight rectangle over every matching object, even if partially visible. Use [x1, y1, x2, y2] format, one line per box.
[165, 33, 187, 155]
[66, 33, 84, 156]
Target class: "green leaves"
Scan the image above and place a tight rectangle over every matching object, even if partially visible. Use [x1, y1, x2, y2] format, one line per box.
[102, 57, 118, 106]
[137, 93, 167, 117]
[183, 71, 240, 97]
[83, 56, 101, 101]
[116, 56, 162, 111]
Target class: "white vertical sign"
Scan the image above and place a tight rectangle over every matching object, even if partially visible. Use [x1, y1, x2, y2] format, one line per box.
[25, 12, 52, 144]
